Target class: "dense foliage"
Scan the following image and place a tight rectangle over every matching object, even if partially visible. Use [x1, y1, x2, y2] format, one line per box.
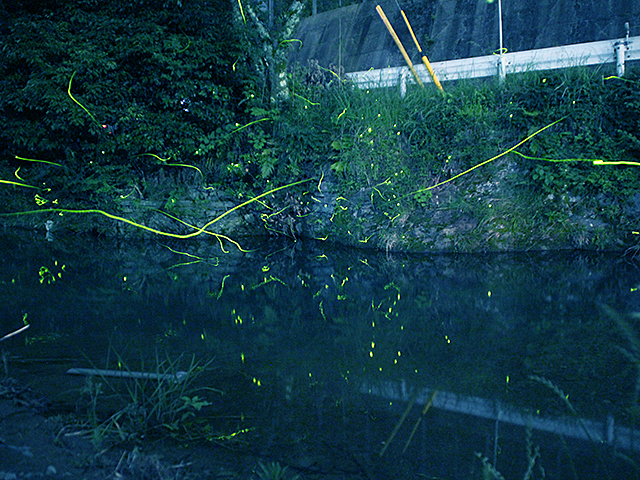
[1, 0, 639, 249]
[278, 67, 640, 218]
[0, 0, 250, 198]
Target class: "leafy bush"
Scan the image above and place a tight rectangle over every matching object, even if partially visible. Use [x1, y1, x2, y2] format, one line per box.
[0, 0, 245, 191]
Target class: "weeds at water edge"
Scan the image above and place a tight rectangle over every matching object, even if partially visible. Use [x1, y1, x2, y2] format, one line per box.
[66, 349, 221, 446]
[254, 461, 300, 480]
[475, 427, 543, 480]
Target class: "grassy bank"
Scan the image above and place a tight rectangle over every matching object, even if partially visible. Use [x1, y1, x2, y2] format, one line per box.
[273, 65, 640, 251]
[2, 60, 639, 251]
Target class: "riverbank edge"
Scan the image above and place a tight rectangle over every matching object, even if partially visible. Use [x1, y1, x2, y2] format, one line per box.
[2, 159, 638, 254]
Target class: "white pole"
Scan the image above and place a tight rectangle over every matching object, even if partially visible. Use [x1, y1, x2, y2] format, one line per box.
[498, 0, 506, 82]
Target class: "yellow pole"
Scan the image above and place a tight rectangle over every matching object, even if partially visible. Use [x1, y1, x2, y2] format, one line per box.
[399, 9, 444, 92]
[402, 389, 438, 453]
[379, 390, 418, 457]
[375, 5, 424, 88]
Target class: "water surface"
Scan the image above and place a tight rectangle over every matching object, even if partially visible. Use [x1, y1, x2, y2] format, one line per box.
[1, 232, 639, 479]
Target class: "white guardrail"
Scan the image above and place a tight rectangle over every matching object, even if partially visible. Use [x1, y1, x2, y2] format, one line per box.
[346, 35, 640, 91]
[362, 379, 640, 452]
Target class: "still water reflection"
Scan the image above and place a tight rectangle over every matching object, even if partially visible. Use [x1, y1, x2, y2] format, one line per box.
[2, 232, 640, 479]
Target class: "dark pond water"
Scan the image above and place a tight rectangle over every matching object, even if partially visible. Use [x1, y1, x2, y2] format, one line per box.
[2, 231, 640, 479]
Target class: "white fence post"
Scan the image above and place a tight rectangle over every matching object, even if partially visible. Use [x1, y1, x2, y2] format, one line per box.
[347, 32, 639, 89]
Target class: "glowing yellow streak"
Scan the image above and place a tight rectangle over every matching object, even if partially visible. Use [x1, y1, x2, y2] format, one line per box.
[317, 170, 325, 193]
[412, 117, 565, 195]
[67, 72, 100, 125]
[237, 0, 246, 23]
[261, 205, 289, 221]
[512, 150, 601, 163]
[119, 187, 136, 199]
[319, 301, 327, 321]
[154, 208, 246, 252]
[14, 168, 24, 181]
[163, 162, 203, 177]
[140, 153, 204, 179]
[141, 152, 170, 162]
[293, 93, 319, 105]
[167, 260, 202, 269]
[372, 186, 386, 200]
[214, 178, 310, 224]
[512, 150, 640, 166]
[14, 155, 62, 167]
[216, 275, 230, 300]
[326, 68, 342, 80]
[603, 75, 638, 84]
[177, 37, 191, 53]
[1, 179, 311, 244]
[212, 426, 254, 441]
[0, 179, 39, 189]
[593, 160, 640, 166]
[279, 38, 303, 47]
[230, 117, 269, 135]
[162, 244, 205, 260]
[337, 108, 347, 121]
[509, 151, 640, 167]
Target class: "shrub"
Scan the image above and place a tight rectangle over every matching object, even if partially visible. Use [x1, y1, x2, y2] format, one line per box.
[0, 0, 244, 188]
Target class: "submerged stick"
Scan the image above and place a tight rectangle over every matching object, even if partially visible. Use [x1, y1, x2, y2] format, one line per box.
[66, 367, 188, 383]
[0, 324, 30, 343]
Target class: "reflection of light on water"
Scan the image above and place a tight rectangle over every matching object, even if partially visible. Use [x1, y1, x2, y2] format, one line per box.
[362, 379, 640, 451]
[45, 220, 54, 242]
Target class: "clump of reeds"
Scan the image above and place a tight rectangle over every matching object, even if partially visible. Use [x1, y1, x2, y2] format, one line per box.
[65, 348, 220, 446]
[475, 427, 543, 480]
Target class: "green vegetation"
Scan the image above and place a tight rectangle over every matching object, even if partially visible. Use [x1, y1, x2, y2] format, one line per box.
[0, 0, 639, 251]
[281, 66, 640, 193]
[0, 0, 241, 186]
[71, 350, 220, 445]
[254, 461, 301, 480]
[274, 67, 640, 250]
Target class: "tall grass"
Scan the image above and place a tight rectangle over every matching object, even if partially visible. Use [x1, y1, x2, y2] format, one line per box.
[71, 348, 220, 445]
[280, 66, 639, 203]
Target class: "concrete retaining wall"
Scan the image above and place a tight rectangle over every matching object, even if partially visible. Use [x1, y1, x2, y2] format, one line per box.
[289, 0, 640, 72]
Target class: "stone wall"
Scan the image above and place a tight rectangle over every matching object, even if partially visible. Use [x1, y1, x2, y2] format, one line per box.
[5, 168, 637, 252]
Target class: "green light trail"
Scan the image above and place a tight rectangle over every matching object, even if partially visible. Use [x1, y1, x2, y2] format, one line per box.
[0, 179, 312, 250]
[411, 117, 566, 195]
[140, 153, 204, 179]
[14, 156, 63, 167]
[67, 72, 100, 126]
